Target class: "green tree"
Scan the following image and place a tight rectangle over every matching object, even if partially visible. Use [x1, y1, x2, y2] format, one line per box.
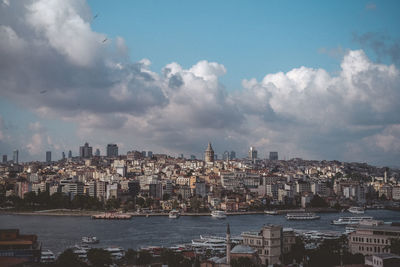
[231, 257, 257, 267]
[124, 249, 137, 265]
[387, 238, 400, 255]
[137, 250, 153, 265]
[310, 194, 328, 208]
[56, 249, 87, 267]
[87, 248, 112, 267]
[136, 197, 145, 207]
[163, 193, 170, 201]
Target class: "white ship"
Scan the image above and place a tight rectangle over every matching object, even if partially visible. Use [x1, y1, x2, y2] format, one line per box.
[286, 213, 320, 220]
[211, 210, 227, 219]
[331, 216, 373, 225]
[82, 236, 99, 244]
[348, 206, 365, 214]
[40, 249, 56, 263]
[264, 210, 279, 215]
[190, 235, 242, 252]
[104, 247, 125, 260]
[169, 210, 180, 219]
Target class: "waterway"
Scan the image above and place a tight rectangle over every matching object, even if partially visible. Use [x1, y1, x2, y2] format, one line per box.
[1, 210, 399, 254]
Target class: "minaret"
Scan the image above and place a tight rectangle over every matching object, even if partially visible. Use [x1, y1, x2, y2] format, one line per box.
[226, 223, 231, 265]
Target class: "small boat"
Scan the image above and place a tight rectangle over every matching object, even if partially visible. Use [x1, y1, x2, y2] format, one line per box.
[331, 216, 373, 225]
[104, 247, 125, 260]
[82, 236, 99, 244]
[348, 206, 365, 214]
[169, 209, 180, 219]
[40, 249, 56, 263]
[211, 210, 227, 219]
[264, 210, 279, 215]
[286, 213, 320, 220]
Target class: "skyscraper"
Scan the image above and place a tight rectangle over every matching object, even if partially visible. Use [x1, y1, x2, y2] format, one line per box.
[2, 155, 7, 163]
[230, 151, 236, 160]
[147, 151, 153, 158]
[13, 150, 19, 164]
[223, 151, 230, 161]
[205, 142, 214, 163]
[68, 150, 72, 158]
[62, 152, 65, 160]
[106, 144, 118, 157]
[46, 151, 51, 163]
[79, 142, 92, 158]
[249, 146, 257, 160]
[95, 148, 100, 156]
[269, 152, 278, 161]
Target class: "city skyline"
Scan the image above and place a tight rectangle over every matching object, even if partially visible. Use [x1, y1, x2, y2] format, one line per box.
[1, 0, 400, 167]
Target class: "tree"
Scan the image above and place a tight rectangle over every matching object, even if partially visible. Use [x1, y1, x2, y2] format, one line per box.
[388, 238, 400, 255]
[87, 248, 112, 267]
[57, 249, 87, 267]
[124, 249, 137, 265]
[163, 193, 170, 201]
[136, 197, 145, 207]
[310, 195, 328, 208]
[137, 250, 153, 265]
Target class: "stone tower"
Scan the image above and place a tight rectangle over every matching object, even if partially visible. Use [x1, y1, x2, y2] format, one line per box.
[205, 142, 214, 163]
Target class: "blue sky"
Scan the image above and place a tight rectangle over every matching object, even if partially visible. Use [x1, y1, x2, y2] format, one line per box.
[1, 0, 400, 166]
[88, 0, 400, 89]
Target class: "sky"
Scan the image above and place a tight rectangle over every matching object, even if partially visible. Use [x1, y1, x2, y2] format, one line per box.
[0, 0, 400, 166]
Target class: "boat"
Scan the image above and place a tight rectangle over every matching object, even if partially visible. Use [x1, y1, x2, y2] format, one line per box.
[286, 213, 320, 220]
[72, 247, 88, 261]
[104, 247, 125, 260]
[264, 210, 279, 215]
[169, 210, 180, 219]
[344, 226, 356, 234]
[211, 210, 227, 219]
[40, 249, 56, 263]
[331, 216, 373, 225]
[82, 236, 99, 244]
[348, 206, 365, 214]
[91, 213, 132, 220]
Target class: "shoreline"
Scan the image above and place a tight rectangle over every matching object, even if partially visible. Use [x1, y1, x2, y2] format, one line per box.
[0, 208, 341, 218]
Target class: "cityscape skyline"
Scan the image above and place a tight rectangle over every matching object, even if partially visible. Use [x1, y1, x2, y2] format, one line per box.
[1, 0, 400, 167]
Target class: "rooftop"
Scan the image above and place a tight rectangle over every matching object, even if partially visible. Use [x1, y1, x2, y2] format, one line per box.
[231, 245, 255, 254]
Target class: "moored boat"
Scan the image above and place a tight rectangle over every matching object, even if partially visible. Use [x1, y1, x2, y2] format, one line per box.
[40, 249, 56, 263]
[264, 210, 279, 215]
[331, 216, 373, 225]
[82, 236, 99, 244]
[211, 210, 227, 219]
[348, 206, 365, 214]
[169, 210, 180, 219]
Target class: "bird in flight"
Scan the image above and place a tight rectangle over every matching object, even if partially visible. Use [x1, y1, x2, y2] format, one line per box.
[102, 38, 108, 43]
[93, 14, 99, 20]
[40, 90, 47, 94]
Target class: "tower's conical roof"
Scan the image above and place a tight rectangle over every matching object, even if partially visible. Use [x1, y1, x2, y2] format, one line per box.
[206, 142, 213, 151]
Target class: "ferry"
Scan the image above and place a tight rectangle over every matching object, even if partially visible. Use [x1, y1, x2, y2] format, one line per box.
[40, 249, 56, 263]
[190, 235, 242, 252]
[82, 236, 99, 244]
[348, 206, 365, 214]
[331, 216, 373, 225]
[211, 210, 227, 219]
[264, 210, 279, 215]
[169, 210, 180, 219]
[104, 247, 125, 260]
[286, 213, 320, 220]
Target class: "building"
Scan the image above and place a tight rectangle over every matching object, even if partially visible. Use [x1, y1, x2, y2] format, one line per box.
[249, 146, 257, 160]
[269, 152, 278, 161]
[13, 150, 18, 164]
[107, 144, 118, 157]
[149, 182, 163, 199]
[79, 142, 92, 158]
[147, 151, 153, 158]
[230, 151, 236, 160]
[242, 225, 295, 265]
[0, 229, 41, 266]
[68, 150, 72, 158]
[2, 155, 7, 163]
[365, 253, 400, 267]
[45, 151, 51, 163]
[128, 180, 140, 197]
[61, 152, 65, 160]
[205, 142, 214, 163]
[95, 149, 100, 157]
[348, 222, 400, 256]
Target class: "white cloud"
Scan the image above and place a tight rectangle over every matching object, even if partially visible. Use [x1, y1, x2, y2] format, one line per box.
[26, 133, 43, 155]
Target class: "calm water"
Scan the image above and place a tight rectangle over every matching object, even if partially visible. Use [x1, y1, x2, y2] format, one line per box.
[1, 210, 399, 254]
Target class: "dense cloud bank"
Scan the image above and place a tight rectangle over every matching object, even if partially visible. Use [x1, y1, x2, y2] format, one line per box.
[0, 0, 399, 166]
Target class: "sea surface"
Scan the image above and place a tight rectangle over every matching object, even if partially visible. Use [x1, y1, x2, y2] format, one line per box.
[1, 210, 399, 254]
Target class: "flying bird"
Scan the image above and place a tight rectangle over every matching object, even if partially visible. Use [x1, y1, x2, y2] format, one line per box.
[93, 14, 98, 19]
[40, 90, 47, 94]
[102, 38, 108, 43]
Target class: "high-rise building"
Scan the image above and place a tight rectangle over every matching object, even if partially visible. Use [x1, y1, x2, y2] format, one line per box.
[141, 151, 146, 158]
[205, 142, 214, 163]
[46, 151, 51, 163]
[2, 155, 7, 163]
[13, 150, 19, 164]
[68, 150, 72, 158]
[230, 151, 236, 160]
[106, 144, 118, 157]
[95, 148, 100, 156]
[62, 152, 65, 160]
[223, 151, 230, 161]
[249, 146, 257, 160]
[190, 155, 196, 160]
[269, 151, 278, 161]
[79, 142, 92, 158]
[147, 151, 153, 158]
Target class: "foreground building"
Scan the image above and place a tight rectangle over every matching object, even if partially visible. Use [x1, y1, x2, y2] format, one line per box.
[242, 224, 295, 265]
[0, 229, 41, 266]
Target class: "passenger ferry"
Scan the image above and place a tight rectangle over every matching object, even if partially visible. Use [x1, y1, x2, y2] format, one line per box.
[104, 247, 125, 260]
[40, 249, 56, 263]
[82, 236, 99, 244]
[169, 210, 180, 219]
[286, 213, 320, 220]
[331, 216, 373, 225]
[190, 235, 242, 252]
[348, 206, 365, 214]
[211, 210, 227, 219]
[264, 210, 279, 215]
